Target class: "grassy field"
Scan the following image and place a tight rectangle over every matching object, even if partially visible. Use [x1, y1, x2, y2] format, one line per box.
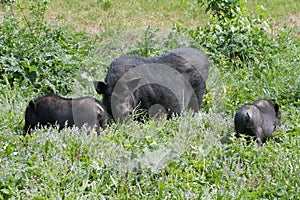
[45, 0, 207, 36]
[0, 0, 300, 199]
[45, 0, 300, 37]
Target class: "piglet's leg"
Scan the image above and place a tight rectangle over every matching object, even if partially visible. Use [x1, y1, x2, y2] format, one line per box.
[253, 127, 264, 148]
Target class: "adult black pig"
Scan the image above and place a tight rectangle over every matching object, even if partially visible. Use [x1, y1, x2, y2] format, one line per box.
[234, 98, 281, 147]
[24, 94, 108, 134]
[94, 47, 209, 121]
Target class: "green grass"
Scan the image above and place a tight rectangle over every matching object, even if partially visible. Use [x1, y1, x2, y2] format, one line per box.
[44, 0, 300, 38]
[0, 0, 300, 199]
[0, 89, 299, 198]
[45, 0, 207, 38]
[247, 0, 300, 36]
[247, 0, 300, 21]
[2, 0, 299, 38]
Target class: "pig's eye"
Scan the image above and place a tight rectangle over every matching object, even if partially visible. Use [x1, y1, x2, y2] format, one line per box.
[124, 91, 132, 98]
[119, 90, 133, 100]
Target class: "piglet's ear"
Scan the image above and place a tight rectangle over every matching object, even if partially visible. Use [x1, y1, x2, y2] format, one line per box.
[127, 78, 141, 90]
[274, 103, 279, 113]
[93, 81, 107, 94]
[29, 100, 36, 111]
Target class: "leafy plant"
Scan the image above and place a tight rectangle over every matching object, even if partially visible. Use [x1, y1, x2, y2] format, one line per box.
[0, 0, 93, 94]
[98, 0, 112, 10]
[186, 0, 271, 66]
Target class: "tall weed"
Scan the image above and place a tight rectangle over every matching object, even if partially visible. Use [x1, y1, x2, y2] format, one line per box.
[0, 0, 92, 94]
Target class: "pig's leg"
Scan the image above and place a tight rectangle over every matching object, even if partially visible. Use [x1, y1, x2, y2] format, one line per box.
[253, 127, 264, 147]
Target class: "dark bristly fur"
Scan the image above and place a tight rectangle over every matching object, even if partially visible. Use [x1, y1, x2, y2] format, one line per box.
[94, 47, 209, 122]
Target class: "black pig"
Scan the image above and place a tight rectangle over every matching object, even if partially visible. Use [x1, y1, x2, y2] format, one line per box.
[234, 98, 281, 146]
[94, 47, 209, 121]
[24, 94, 108, 134]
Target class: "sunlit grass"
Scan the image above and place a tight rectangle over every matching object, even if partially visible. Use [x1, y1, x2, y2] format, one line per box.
[44, 0, 300, 37]
[45, 0, 207, 37]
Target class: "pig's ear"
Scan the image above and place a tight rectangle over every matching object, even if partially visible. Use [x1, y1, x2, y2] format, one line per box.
[29, 100, 36, 111]
[274, 103, 280, 117]
[274, 103, 281, 124]
[127, 78, 141, 90]
[93, 81, 107, 94]
[274, 103, 279, 113]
